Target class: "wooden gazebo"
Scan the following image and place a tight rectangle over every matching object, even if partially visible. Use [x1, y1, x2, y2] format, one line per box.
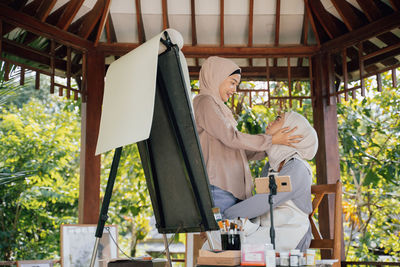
[1, 0, 400, 262]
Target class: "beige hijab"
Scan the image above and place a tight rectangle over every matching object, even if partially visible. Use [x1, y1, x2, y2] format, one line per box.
[266, 111, 318, 173]
[199, 56, 240, 126]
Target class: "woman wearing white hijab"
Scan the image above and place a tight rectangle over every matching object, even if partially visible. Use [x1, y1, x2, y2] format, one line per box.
[193, 56, 301, 215]
[224, 111, 319, 252]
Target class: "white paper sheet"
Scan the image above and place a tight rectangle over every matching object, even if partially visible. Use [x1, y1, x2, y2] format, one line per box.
[96, 29, 190, 155]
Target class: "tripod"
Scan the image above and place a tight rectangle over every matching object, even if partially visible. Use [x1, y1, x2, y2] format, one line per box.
[268, 173, 278, 249]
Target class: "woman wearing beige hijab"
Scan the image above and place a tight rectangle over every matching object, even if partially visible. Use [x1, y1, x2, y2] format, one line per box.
[193, 56, 301, 215]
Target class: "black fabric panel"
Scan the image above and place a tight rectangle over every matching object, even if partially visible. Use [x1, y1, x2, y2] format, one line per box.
[138, 45, 218, 233]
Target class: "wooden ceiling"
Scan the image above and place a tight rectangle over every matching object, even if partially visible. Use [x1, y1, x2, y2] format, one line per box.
[0, 0, 399, 84]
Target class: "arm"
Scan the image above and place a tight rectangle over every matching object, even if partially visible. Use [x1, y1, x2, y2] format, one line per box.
[195, 96, 272, 152]
[245, 150, 267, 161]
[223, 159, 311, 219]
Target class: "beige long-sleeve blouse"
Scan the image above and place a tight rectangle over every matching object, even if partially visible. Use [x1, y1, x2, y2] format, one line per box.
[193, 94, 272, 200]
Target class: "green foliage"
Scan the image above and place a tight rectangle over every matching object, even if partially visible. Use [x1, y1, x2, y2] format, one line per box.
[100, 144, 152, 257]
[339, 72, 400, 260]
[0, 95, 81, 261]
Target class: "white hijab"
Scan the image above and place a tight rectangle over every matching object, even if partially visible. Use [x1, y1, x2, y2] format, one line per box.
[266, 111, 318, 173]
[198, 56, 240, 127]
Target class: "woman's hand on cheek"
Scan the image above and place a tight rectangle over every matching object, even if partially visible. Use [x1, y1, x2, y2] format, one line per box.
[271, 126, 303, 146]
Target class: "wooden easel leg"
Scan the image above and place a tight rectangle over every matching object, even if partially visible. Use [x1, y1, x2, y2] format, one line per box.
[163, 234, 173, 267]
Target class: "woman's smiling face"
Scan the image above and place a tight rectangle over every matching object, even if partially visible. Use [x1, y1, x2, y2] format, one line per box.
[266, 113, 285, 135]
[218, 74, 240, 102]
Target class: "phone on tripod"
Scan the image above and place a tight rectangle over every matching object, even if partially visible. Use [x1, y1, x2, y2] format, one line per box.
[255, 176, 292, 194]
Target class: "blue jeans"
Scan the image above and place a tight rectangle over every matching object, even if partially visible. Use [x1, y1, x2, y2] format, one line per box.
[210, 185, 240, 217]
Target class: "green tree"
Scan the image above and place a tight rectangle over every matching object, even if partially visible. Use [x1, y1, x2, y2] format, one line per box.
[338, 72, 400, 260]
[0, 95, 81, 261]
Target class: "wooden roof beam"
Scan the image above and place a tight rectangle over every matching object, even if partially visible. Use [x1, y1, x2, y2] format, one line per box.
[389, 0, 400, 11]
[355, 0, 381, 21]
[220, 0, 224, 47]
[36, 0, 57, 22]
[343, 46, 400, 74]
[97, 43, 319, 57]
[330, 0, 364, 30]
[162, 0, 169, 30]
[21, 0, 41, 15]
[135, 0, 146, 43]
[46, 2, 68, 25]
[105, 15, 117, 43]
[0, 3, 92, 50]
[2, 0, 42, 34]
[298, 5, 309, 67]
[20, 1, 65, 45]
[56, 0, 85, 30]
[188, 66, 310, 80]
[76, 0, 109, 39]
[321, 11, 400, 52]
[308, 0, 346, 39]
[274, 0, 281, 66]
[94, 0, 112, 46]
[248, 0, 254, 66]
[274, 0, 281, 46]
[303, 0, 320, 45]
[10, 0, 28, 10]
[1, 39, 80, 73]
[330, 0, 399, 65]
[190, 0, 197, 46]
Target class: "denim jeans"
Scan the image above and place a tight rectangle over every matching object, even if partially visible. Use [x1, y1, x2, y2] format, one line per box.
[210, 185, 240, 217]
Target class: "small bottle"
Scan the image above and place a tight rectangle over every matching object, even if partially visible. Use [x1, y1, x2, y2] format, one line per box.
[300, 254, 306, 266]
[265, 249, 276, 267]
[290, 249, 300, 266]
[280, 252, 290, 266]
[276, 256, 281, 266]
[306, 249, 316, 266]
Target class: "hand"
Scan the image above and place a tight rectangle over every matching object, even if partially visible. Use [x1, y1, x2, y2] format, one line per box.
[271, 126, 302, 147]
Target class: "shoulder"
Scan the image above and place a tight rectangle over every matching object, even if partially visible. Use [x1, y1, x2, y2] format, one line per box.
[281, 158, 311, 177]
[193, 94, 218, 107]
[193, 94, 221, 115]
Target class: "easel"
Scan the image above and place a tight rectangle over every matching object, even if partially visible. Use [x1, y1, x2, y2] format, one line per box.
[90, 31, 218, 267]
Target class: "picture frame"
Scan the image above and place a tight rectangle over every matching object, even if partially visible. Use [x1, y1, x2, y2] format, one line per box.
[16, 260, 54, 267]
[60, 224, 118, 267]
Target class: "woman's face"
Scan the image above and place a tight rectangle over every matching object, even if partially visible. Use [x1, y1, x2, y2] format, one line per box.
[218, 74, 240, 102]
[266, 113, 285, 135]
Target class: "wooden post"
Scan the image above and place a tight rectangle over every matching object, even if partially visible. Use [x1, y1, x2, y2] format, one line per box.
[311, 53, 343, 260]
[79, 50, 104, 224]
